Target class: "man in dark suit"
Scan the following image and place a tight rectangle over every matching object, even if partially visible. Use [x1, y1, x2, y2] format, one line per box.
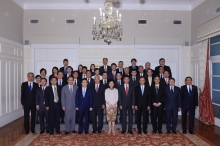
[63, 66, 73, 82]
[91, 75, 105, 133]
[114, 72, 124, 89]
[72, 71, 81, 87]
[75, 79, 93, 134]
[35, 75, 41, 124]
[137, 65, 147, 79]
[81, 66, 87, 79]
[181, 77, 198, 135]
[129, 58, 139, 74]
[165, 78, 181, 134]
[99, 58, 112, 75]
[21, 72, 38, 134]
[130, 69, 139, 88]
[60, 59, 69, 75]
[146, 69, 155, 87]
[35, 78, 49, 134]
[108, 63, 117, 80]
[150, 76, 166, 134]
[119, 75, 135, 134]
[116, 61, 124, 76]
[122, 67, 131, 79]
[144, 62, 155, 75]
[135, 77, 151, 134]
[160, 70, 170, 86]
[45, 77, 62, 135]
[100, 72, 109, 89]
[86, 70, 94, 87]
[155, 58, 172, 78]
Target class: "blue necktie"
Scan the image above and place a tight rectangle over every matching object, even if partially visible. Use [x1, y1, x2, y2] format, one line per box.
[141, 86, 144, 95]
[188, 86, 192, 96]
[59, 80, 62, 85]
[29, 83, 32, 92]
[83, 88, 86, 98]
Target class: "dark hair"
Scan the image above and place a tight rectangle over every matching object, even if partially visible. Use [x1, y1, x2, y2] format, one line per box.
[57, 71, 63, 75]
[131, 58, 137, 62]
[72, 71, 78, 74]
[95, 68, 99, 71]
[147, 69, 153, 73]
[185, 76, 192, 81]
[41, 77, 47, 82]
[123, 75, 130, 79]
[66, 66, 73, 71]
[108, 79, 115, 86]
[63, 59, 69, 62]
[169, 78, 175, 82]
[67, 76, 74, 80]
[78, 64, 83, 71]
[159, 58, 165, 61]
[86, 70, 91, 73]
[111, 63, 117, 67]
[131, 69, 137, 73]
[81, 78, 88, 83]
[50, 76, 58, 81]
[82, 66, 87, 70]
[139, 76, 145, 81]
[118, 61, 123, 64]
[40, 68, 47, 75]
[35, 75, 41, 79]
[154, 75, 160, 80]
[138, 65, 144, 69]
[52, 66, 59, 74]
[90, 64, 95, 70]
[103, 58, 108, 61]
[164, 70, 169, 74]
[102, 72, 108, 75]
[116, 72, 122, 76]
[159, 66, 164, 70]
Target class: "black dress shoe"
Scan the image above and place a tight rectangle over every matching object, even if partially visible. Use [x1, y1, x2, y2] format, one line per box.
[158, 131, 162, 134]
[31, 131, 36, 134]
[36, 121, 39, 124]
[98, 131, 101, 134]
[25, 131, 29, 134]
[92, 131, 97, 133]
[72, 131, 76, 133]
[167, 130, 171, 134]
[128, 131, 133, 134]
[40, 130, 45, 134]
[50, 132, 54, 135]
[183, 131, 187, 134]
[172, 131, 177, 134]
[138, 131, 141, 134]
[153, 131, 157, 134]
[189, 131, 194, 134]
[143, 131, 147, 134]
[121, 131, 126, 134]
[57, 131, 61, 134]
[78, 132, 82, 134]
[85, 132, 89, 134]
[65, 132, 69, 135]
[46, 130, 50, 133]
[61, 120, 65, 124]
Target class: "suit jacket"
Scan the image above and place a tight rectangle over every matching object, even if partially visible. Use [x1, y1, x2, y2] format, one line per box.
[21, 82, 38, 107]
[129, 76, 140, 87]
[61, 84, 78, 111]
[143, 68, 155, 75]
[135, 85, 151, 108]
[129, 65, 139, 74]
[180, 85, 198, 109]
[118, 85, 135, 107]
[35, 86, 47, 108]
[73, 79, 81, 87]
[57, 78, 67, 87]
[165, 86, 181, 110]
[100, 79, 109, 89]
[87, 78, 94, 88]
[116, 68, 124, 76]
[75, 87, 93, 110]
[108, 71, 117, 80]
[45, 85, 62, 109]
[90, 83, 105, 109]
[160, 78, 170, 86]
[99, 65, 112, 75]
[63, 74, 72, 84]
[60, 67, 65, 74]
[155, 65, 172, 78]
[136, 73, 147, 79]
[150, 84, 166, 107]
[114, 79, 124, 89]
[122, 74, 131, 80]
[145, 77, 155, 87]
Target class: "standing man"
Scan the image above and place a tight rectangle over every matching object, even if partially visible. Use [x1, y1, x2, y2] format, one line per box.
[81, 66, 87, 79]
[101, 72, 109, 89]
[35, 75, 41, 87]
[137, 65, 147, 79]
[130, 69, 139, 88]
[123, 67, 131, 79]
[155, 58, 172, 78]
[150, 76, 166, 134]
[35, 78, 49, 134]
[99, 58, 112, 75]
[60, 59, 69, 75]
[116, 61, 124, 76]
[91, 75, 105, 133]
[45, 77, 62, 135]
[75, 79, 93, 134]
[63, 66, 73, 82]
[146, 69, 155, 87]
[108, 63, 117, 80]
[72, 71, 81, 87]
[86, 70, 94, 87]
[135, 77, 151, 134]
[160, 71, 170, 86]
[144, 62, 155, 75]
[21, 72, 38, 134]
[129, 58, 139, 74]
[114, 72, 124, 89]
[119, 75, 135, 134]
[165, 78, 181, 134]
[181, 77, 198, 134]
[61, 76, 78, 135]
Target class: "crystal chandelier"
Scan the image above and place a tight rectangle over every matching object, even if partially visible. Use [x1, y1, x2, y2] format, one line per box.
[92, 0, 123, 45]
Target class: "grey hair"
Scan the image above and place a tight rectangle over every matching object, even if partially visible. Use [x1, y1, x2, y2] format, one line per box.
[27, 72, 34, 77]
[94, 75, 100, 80]
[145, 62, 151, 65]
[124, 67, 129, 71]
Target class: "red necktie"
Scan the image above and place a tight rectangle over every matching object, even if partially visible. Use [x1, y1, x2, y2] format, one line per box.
[125, 85, 128, 95]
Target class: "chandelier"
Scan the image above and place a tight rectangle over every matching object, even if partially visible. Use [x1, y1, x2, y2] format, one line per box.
[92, 0, 123, 45]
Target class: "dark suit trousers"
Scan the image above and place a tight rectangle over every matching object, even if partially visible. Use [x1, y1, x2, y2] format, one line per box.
[60, 108, 65, 122]
[121, 106, 133, 131]
[182, 107, 195, 131]
[23, 105, 36, 132]
[38, 105, 49, 131]
[49, 103, 61, 133]
[152, 106, 163, 132]
[92, 107, 103, 131]
[78, 108, 89, 132]
[166, 108, 178, 131]
[137, 106, 148, 132]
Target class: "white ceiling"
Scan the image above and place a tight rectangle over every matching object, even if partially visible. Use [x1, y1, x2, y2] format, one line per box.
[13, 0, 206, 11]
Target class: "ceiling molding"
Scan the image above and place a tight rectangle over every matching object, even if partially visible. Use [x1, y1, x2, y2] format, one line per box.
[12, 0, 205, 11]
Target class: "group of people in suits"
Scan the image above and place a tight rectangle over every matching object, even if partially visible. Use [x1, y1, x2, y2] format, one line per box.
[21, 57, 198, 135]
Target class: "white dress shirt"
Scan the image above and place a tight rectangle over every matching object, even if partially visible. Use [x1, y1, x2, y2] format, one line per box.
[170, 86, 174, 92]
[187, 85, 192, 92]
[28, 81, 33, 88]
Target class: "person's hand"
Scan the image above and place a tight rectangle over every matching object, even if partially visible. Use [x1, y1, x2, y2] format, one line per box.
[154, 103, 159, 107]
[62, 107, 65, 111]
[76, 108, 79, 111]
[102, 105, 105, 109]
[195, 106, 198, 109]
[164, 107, 166, 110]
[46, 107, 49, 111]
[132, 106, 134, 110]
[147, 106, 150, 110]
[90, 108, 93, 111]
[22, 105, 24, 109]
[135, 106, 138, 110]
[178, 107, 181, 111]
[120, 106, 122, 110]
[36, 106, 39, 110]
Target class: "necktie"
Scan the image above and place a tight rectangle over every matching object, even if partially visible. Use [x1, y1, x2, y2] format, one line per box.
[96, 85, 99, 93]
[70, 86, 73, 95]
[188, 86, 192, 96]
[156, 86, 159, 95]
[29, 83, 32, 92]
[125, 85, 128, 95]
[172, 87, 174, 93]
[64, 67, 67, 74]
[104, 66, 107, 71]
[88, 78, 90, 83]
[42, 87, 45, 103]
[54, 87, 59, 102]
[83, 88, 86, 98]
[59, 80, 61, 85]
[141, 86, 144, 95]
[74, 79, 76, 85]
[83, 74, 86, 78]
[166, 79, 168, 84]
[160, 74, 162, 78]
[118, 81, 120, 86]
[133, 78, 135, 82]
[140, 73, 143, 77]
[149, 79, 151, 86]
[104, 80, 106, 85]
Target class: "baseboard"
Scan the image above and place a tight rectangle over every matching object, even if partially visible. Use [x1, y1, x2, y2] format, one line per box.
[214, 117, 220, 127]
[0, 109, 23, 127]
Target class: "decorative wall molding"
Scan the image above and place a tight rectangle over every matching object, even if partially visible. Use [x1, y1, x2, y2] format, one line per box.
[0, 36, 23, 48]
[0, 109, 23, 127]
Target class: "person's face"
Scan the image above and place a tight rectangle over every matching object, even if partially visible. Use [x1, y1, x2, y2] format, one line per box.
[185, 78, 192, 85]
[169, 79, 175, 86]
[73, 72, 78, 79]
[53, 68, 58, 74]
[159, 60, 165, 66]
[164, 71, 170, 78]
[91, 65, 95, 70]
[41, 70, 46, 76]
[103, 59, 108, 65]
[50, 78, 57, 85]
[63, 61, 68, 67]
[159, 68, 164, 74]
[94, 77, 100, 84]
[36, 77, 41, 83]
[40, 79, 47, 86]
[67, 68, 72, 74]
[111, 65, 116, 71]
[138, 67, 144, 73]
[123, 77, 130, 84]
[131, 71, 137, 77]
[147, 70, 153, 77]
[139, 78, 145, 85]
[118, 62, 123, 68]
[154, 77, 160, 84]
[81, 80, 88, 87]
[109, 81, 114, 88]
[82, 68, 87, 74]
[145, 63, 150, 69]
[86, 71, 91, 78]
[116, 73, 122, 80]
[131, 60, 136, 66]
[57, 72, 63, 79]
[28, 74, 34, 82]
[95, 70, 99, 75]
[67, 77, 74, 85]
[124, 69, 129, 74]
[78, 66, 82, 71]
[102, 73, 107, 79]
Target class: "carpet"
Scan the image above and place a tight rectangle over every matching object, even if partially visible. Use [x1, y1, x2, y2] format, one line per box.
[9, 130, 215, 146]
